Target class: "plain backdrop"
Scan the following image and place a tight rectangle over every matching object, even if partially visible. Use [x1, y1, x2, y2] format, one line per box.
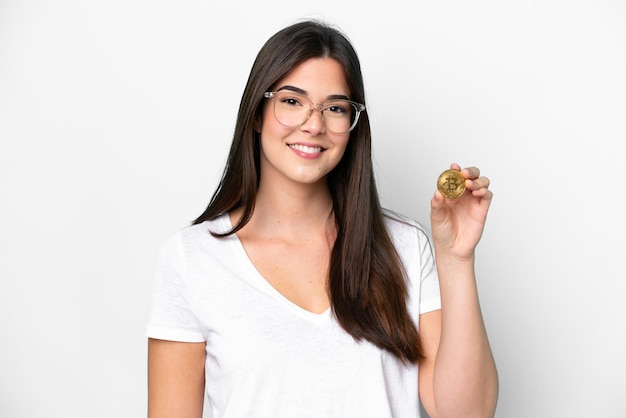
[1, 1, 625, 417]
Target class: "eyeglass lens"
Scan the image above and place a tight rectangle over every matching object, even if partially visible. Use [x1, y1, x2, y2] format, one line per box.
[272, 93, 357, 133]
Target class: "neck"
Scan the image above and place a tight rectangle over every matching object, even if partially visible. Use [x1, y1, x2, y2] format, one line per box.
[233, 177, 334, 239]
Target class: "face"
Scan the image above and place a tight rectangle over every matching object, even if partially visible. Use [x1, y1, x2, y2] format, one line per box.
[257, 57, 352, 189]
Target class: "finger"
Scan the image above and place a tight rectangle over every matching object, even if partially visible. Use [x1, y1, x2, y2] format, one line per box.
[430, 190, 446, 221]
[466, 175, 490, 191]
[461, 166, 481, 180]
[472, 187, 493, 200]
[432, 189, 445, 206]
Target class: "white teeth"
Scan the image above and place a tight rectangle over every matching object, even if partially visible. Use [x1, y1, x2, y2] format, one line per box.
[289, 144, 323, 154]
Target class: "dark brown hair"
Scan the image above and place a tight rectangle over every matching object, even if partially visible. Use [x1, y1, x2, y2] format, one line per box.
[193, 19, 423, 363]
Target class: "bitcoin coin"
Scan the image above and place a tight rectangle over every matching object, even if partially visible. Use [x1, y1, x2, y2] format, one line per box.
[437, 169, 466, 199]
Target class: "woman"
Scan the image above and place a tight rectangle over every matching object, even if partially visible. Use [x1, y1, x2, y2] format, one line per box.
[147, 19, 498, 418]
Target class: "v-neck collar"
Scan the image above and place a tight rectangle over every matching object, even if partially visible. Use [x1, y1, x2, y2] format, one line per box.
[217, 213, 332, 324]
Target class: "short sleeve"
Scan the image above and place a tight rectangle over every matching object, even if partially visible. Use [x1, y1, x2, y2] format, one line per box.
[385, 213, 441, 318]
[415, 226, 441, 314]
[145, 233, 205, 342]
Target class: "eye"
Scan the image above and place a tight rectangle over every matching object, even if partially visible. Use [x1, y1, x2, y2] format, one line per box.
[325, 101, 350, 115]
[279, 94, 305, 107]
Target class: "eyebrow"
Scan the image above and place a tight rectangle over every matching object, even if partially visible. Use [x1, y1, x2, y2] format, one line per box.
[276, 85, 350, 101]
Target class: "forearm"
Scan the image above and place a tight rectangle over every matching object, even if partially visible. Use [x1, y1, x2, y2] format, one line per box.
[431, 254, 498, 417]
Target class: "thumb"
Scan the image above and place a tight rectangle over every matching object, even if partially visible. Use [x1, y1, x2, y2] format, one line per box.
[430, 190, 446, 224]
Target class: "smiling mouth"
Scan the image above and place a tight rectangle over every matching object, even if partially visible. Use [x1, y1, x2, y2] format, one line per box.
[288, 144, 325, 154]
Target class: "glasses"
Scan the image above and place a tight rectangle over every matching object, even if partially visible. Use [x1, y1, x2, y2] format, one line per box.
[263, 91, 366, 134]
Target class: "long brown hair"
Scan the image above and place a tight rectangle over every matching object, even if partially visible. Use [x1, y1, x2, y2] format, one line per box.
[193, 19, 423, 363]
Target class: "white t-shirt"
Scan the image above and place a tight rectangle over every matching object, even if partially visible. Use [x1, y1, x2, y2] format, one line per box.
[146, 212, 441, 418]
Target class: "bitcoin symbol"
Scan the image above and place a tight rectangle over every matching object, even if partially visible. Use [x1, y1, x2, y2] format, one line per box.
[445, 175, 459, 191]
[437, 169, 466, 199]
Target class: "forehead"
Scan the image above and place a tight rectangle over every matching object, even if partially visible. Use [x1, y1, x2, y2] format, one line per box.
[274, 57, 350, 97]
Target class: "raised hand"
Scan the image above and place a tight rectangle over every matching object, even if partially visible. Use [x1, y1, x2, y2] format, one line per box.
[430, 163, 493, 260]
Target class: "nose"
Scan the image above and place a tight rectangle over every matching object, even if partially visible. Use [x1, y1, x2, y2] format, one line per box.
[300, 106, 325, 135]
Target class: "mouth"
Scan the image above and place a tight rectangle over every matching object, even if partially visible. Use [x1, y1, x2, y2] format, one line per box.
[288, 143, 326, 154]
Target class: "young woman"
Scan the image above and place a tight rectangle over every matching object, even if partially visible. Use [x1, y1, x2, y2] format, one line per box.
[147, 19, 498, 418]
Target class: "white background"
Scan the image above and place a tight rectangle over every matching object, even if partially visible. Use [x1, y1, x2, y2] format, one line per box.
[1, 1, 625, 417]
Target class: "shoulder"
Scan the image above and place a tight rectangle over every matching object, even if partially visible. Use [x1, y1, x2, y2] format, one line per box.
[383, 210, 440, 312]
[158, 213, 232, 265]
[382, 209, 432, 251]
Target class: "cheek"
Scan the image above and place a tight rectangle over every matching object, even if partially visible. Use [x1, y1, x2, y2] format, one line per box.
[334, 136, 350, 158]
[260, 104, 291, 137]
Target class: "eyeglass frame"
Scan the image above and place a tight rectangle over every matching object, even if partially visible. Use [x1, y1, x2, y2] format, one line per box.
[263, 91, 366, 133]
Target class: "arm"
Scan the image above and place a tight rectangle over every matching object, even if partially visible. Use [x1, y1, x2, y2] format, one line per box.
[148, 338, 206, 418]
[419, 164, 499, 418]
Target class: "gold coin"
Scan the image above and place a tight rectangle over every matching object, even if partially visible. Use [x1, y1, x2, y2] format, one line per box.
[437, 169, 466, 199]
